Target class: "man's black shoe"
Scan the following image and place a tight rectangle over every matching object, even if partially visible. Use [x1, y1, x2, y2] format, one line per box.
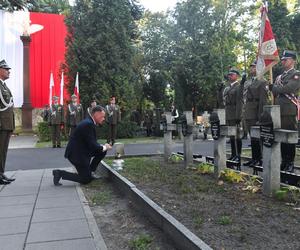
[252, 160, 262, 166]
[280, 162, 287, 171]
[52, 170, 62, 186]
[0, 178, 11, 185]
[243, 159, 255, 166]
[1, 174, 15, 182]
[52, 145, 56, 148]
[284, 162, 294, 173]
[57, 145, 61, 148]
[228, 156, 235, 161]
[232, 156, 241, 163]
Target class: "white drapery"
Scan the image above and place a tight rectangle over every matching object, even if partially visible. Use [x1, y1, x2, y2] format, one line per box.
[0, 10, 29, 107]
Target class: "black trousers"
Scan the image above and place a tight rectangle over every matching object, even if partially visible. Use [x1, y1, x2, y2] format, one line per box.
[0, 131, 11, 174]
[280, 115, 297, 163]
[60, 151, 106, 184]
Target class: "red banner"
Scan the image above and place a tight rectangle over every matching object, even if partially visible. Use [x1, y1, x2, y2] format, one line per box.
[30, 12, 67, 108]
[256, 4, 279, 79]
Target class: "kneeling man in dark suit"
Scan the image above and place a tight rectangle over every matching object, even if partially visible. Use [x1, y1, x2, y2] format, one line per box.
[52, 105, 112, 185]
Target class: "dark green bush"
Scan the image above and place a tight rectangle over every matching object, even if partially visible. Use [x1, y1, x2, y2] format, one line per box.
[37, 122, 50, 142]
[97, 119, 140, 139]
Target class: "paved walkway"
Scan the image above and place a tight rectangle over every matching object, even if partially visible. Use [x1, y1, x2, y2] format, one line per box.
[0, 168, 107, 250]
[9, 135, 38, 149]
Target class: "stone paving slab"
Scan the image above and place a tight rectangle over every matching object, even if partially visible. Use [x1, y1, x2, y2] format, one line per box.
[32, 206, 85, 223]
[0, 168, 106, 250]
[0, 204, 34, 218]
[36, 195, 81, 209]
[27, 219, 91, 243]
[0, 194, 36, 206]
[25, 238, 97, 250]
[0, 216, 30, 235]
[0, 233, 26, 250]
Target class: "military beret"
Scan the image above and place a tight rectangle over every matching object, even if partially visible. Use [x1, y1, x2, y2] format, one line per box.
[228, 69, 240, 76]
[281, 50, 297, 60]
[0, 60, 11, 69]
[250, 60, 257, 66]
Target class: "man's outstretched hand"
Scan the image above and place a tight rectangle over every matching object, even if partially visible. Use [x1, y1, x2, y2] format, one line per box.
[104, 143, 113, 151]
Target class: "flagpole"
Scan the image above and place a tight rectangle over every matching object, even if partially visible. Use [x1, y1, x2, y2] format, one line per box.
[269, 67, 274, 104]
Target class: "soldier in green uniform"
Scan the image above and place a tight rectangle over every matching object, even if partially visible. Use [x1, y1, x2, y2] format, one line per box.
[242, 61, 268, 167]
[144, 105, 153, 137]
[0, 60, 15, 184]
[49, 96, 64, 148]
[106, 96, 121, 145]
[223, 69, 243, 162]
[270, 50, 300, 172]
[67, 94, 84, 137]
[86, 99, 97, 118]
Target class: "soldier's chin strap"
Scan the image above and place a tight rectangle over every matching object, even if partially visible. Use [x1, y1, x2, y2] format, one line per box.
[0, 88, 13, 112]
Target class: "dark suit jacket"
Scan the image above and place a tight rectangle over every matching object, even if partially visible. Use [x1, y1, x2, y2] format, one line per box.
[64, 117, 105, 166]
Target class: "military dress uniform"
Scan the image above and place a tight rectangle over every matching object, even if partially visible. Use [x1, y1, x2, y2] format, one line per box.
[67, 102, 84, 137]
[271, 53, 300, 172]
[0, 60, 15, 184]
[243, 75, 268, 166]
[224, 70, 243, 161]
[106, 103, 121, 145]
[49, 101, 64, 148]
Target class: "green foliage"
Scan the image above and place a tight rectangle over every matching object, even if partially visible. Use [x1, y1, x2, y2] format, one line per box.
[129, 234, 153, 250]
[65, 0, 143, 111]
[275, 186, 300, 203]
[171, 0, 254, 113]
[90, 190, 111, 205]
[193, 215, 204, 228]
[218, 215, 232, 225]
[169, 154, 183, 163]
[98, 119, 140, 139]
[195, 163, 214, 174]
[29, 0, 70, 14]
[37, 122, 51, 142]
[220, 169, 245, 183]
[0, 0, 36, 11]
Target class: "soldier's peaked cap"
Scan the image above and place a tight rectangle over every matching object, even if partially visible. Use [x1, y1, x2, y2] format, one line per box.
[71, 94, 77, 98]
[281, 50, 297, 60]
[0, 60, 11, 69]
[228, 69, 240, 76]
[52, 96, 59, 100]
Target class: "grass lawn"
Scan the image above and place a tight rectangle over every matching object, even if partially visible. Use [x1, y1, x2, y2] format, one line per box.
[35, 136, 163, 148]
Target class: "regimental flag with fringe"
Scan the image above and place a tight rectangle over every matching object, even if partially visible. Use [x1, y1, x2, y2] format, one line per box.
[256, 3, 279, 80]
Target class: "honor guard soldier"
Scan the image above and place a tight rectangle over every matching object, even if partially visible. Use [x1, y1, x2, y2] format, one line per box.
[270, 50, 300, 172]
[223, 69, 243, 162]
[49, 96, 64, 148]
[242, 61, 268, 167]
[0, 60, 15, 184]
[67, 94, 84, 137]
[106, 96, 121, 145]
[86, 99, 97, 118]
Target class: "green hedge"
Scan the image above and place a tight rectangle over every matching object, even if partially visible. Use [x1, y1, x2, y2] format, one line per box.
[37, 121, 51, 142]
[37, 120, 140, 142]
[97, 119, 140, 139]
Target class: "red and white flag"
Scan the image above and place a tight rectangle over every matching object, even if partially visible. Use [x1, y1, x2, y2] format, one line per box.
[74, 72, 80, 101]
[60, 71, 64, 105]
[256, 3, 279, 79]
[49, 72, 54, 105]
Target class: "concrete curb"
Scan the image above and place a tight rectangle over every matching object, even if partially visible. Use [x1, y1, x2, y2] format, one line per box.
[101, 161, 212, 250]
[76, 186, 108, 250]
